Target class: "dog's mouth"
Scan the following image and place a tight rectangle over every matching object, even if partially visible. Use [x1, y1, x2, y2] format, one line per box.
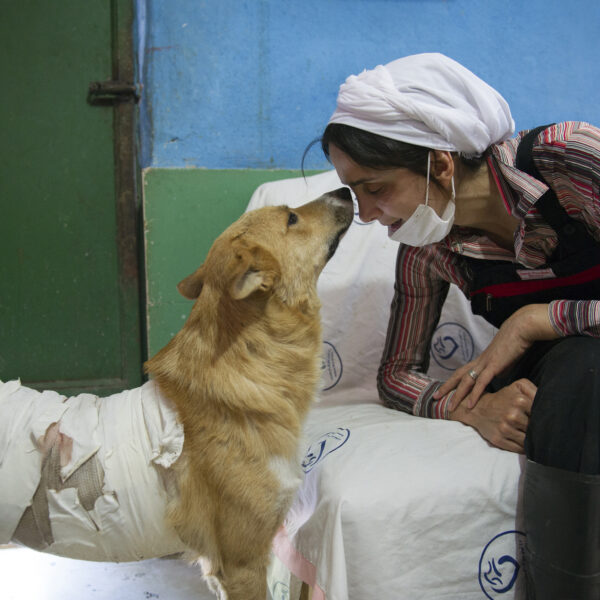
[321, 188, 355, 262]
[326, 221, 352, 261]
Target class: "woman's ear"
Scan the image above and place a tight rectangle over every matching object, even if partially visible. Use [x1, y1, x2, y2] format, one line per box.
[431, 150, 455, 186]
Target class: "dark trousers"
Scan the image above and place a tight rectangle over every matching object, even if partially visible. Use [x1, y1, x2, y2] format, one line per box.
[492, 335, 600, 474]
[493, 336, 600, 599]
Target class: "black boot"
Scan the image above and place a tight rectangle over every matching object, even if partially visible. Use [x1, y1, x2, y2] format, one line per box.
[523, 460, 600, 599]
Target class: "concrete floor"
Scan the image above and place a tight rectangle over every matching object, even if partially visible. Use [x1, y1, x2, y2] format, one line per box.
[0, 545, 215, 600]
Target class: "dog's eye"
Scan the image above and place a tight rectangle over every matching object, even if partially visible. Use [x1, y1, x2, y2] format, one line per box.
[287, 212, 298, 226]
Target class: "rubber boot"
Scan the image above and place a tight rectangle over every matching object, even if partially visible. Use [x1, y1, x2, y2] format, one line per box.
[523, 460, 600, 599]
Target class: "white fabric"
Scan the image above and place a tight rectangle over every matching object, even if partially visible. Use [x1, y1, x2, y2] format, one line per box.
[249, 172, 523, 600]
[329, 52, 515, 157]
[388, 152, 456, 246]
[0, 379, 186, 562]
[290, 405, 525, 600]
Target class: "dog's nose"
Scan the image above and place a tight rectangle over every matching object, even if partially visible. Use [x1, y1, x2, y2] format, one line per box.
[329, 187, 352, 202]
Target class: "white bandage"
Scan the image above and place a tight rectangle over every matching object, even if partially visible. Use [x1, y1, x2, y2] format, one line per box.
[0, 380, 186, 561]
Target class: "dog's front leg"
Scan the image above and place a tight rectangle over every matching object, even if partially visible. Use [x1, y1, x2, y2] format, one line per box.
[219, 558, 268, 600]
[198, 557, 229, 600]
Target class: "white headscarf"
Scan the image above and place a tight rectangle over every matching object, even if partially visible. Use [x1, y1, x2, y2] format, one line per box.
[328, 53, 514, 157]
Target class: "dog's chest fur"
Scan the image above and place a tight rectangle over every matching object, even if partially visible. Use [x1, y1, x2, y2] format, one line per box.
[268, 454, 303, 511]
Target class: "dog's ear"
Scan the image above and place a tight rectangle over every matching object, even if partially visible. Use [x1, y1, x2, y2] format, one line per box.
[177, 265, 205, 300]
[230, 245, 280, 300]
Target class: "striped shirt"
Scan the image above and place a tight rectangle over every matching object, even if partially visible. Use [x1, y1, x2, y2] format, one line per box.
[378, 122, 600, 419]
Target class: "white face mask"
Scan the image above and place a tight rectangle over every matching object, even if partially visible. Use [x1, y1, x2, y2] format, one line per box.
[388, 152, 456, 246]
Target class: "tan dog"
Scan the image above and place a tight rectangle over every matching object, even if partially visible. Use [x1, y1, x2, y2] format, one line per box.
[0, 188, 352, 599]
[145, 188, 353, 599]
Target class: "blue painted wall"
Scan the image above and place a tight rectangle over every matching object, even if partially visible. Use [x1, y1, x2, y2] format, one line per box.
[136, 0, 600, 170]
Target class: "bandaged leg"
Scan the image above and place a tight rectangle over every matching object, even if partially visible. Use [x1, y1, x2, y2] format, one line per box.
[13, 423, 106, 550]
[0, 380, 186, 562]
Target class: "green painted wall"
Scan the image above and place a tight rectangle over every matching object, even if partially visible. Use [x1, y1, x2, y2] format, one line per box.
[143, 168, 321, 358]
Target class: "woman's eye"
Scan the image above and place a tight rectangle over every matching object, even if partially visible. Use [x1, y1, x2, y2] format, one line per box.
[287, 212, 298, 226]
[365, 186, 383, 196]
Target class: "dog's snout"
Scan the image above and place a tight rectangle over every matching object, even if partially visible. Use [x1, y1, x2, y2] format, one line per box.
[322, 187, 354, 226]
[329, 187, 352, 202]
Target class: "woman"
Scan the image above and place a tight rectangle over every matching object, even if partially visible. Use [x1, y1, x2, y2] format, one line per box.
[321, 53, 600, 599]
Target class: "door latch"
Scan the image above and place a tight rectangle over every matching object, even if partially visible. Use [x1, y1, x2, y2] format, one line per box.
[87, 80, 141, 105]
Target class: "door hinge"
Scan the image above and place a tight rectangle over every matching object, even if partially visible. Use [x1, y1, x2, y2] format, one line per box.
[87, 80, 141, 105]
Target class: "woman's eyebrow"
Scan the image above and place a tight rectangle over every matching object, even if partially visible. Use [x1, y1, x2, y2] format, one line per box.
[347, 177, 376, 187]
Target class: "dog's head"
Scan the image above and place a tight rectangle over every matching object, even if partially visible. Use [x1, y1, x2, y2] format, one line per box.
[177, 188, 353, 309]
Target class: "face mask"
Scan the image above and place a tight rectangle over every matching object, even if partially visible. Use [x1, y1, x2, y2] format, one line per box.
[388, 152, 455, 246]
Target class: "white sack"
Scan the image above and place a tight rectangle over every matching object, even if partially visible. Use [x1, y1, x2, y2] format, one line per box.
[281, 404, 524, 600]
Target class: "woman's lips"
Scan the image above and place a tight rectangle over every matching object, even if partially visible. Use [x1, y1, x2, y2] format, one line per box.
[388, 219, 403, 234]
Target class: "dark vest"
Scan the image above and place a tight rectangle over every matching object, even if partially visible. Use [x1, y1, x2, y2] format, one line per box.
[467, 125, 600, 328]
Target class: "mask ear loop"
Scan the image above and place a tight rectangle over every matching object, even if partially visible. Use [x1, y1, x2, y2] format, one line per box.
[424, 151, 431, 206]
[426, 152, 456, 205]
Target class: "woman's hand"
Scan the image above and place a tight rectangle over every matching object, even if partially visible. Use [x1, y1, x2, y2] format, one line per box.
[449, 379, 537, 453]
[434, 304, 557, 411]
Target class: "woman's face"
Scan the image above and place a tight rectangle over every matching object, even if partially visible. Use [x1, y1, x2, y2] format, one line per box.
[328, 143, 447, 236]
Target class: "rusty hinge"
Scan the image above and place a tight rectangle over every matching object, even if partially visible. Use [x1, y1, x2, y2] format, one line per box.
[87, 80, 141, 105]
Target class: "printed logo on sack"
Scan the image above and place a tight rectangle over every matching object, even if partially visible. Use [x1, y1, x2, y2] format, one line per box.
[301, 428, 351, 473]
[321, 341, 343, 391]
[271, 581, 290, 600]
[431, 322, 475, 371]
[479, 530, 526, 599]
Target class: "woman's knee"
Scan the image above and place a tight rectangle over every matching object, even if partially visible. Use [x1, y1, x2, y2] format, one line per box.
[525, 336, 600, 473]
[531, 336, 600, 394]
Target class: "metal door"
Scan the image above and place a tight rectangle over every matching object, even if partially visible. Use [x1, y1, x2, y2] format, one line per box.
[0, 0, 143, 394]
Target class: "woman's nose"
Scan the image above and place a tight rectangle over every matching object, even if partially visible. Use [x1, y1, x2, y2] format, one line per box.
[356, 195, 380, 223]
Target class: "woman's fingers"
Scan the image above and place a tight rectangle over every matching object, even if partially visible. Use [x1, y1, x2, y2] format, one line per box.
[449, 372, 478, 409]
[463, 370, 494, 409]
[442, 363, 489, 410]
[514, 378, 537, 407]
[436, 364, 473, 405]
[449, 377, 538, 454]
[499, 432, 526, 454]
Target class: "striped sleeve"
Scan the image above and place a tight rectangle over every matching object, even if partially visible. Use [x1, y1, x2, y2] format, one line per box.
[549, 300, 600, 336]
[377, 244, 459, 419]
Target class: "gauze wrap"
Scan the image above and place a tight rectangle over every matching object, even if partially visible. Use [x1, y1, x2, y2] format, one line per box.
[328, 52, 515, 157]
[0, 379, 186, 562]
